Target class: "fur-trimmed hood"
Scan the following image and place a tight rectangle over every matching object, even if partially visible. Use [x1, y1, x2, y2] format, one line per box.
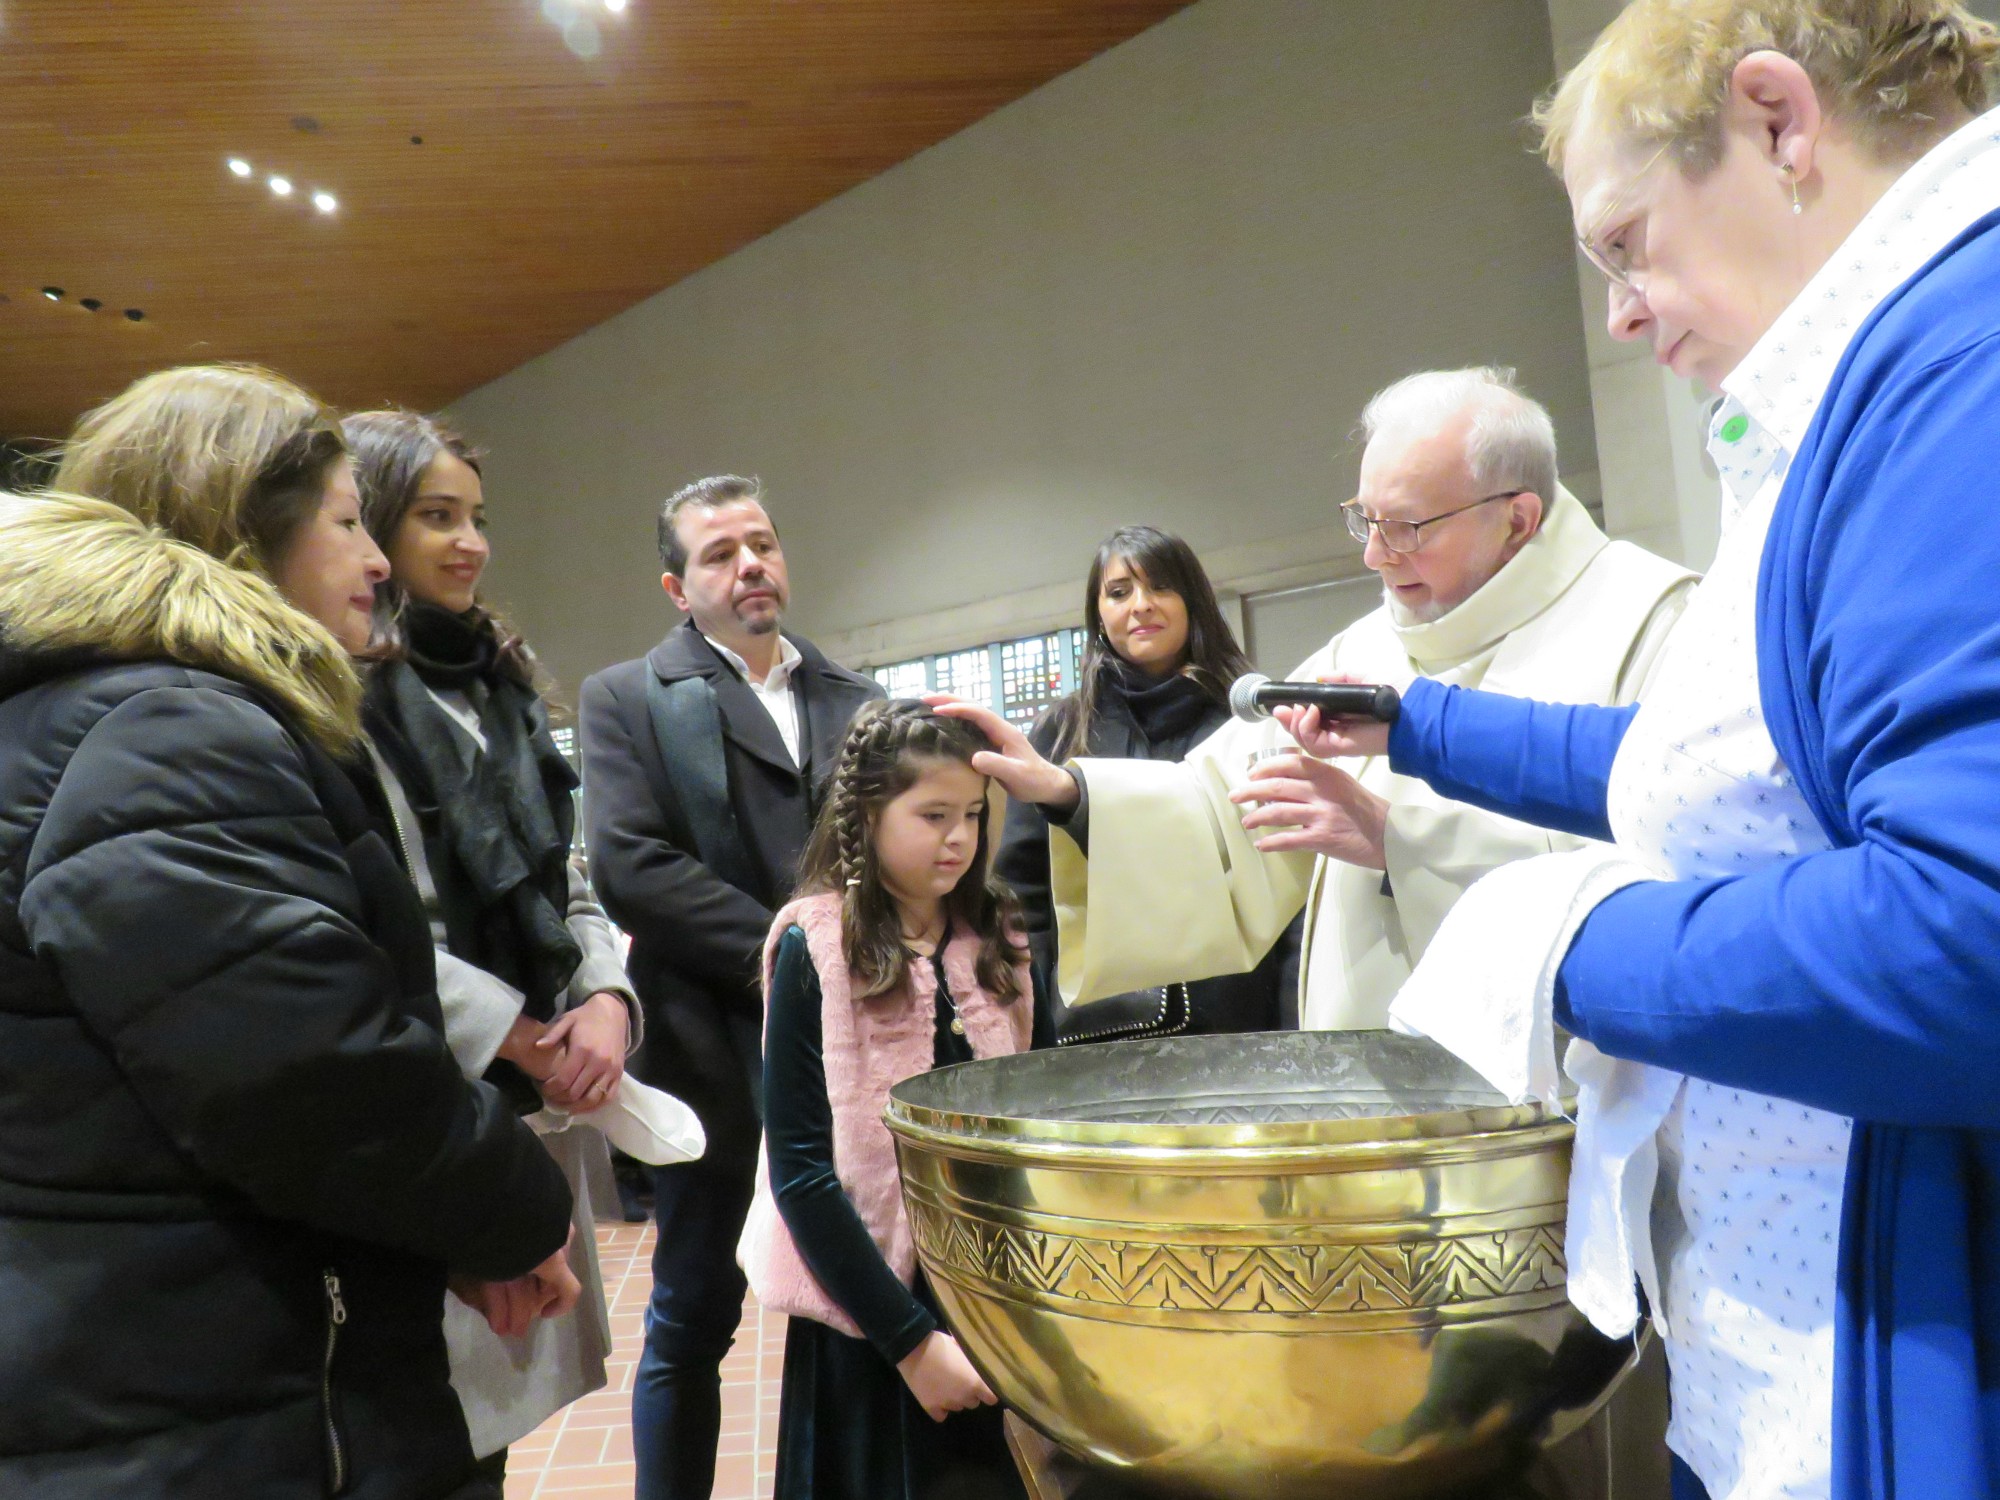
[0, 489, 362, 751]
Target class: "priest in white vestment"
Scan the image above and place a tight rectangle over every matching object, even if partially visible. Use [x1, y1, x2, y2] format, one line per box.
[941, 367, 1697, 1030]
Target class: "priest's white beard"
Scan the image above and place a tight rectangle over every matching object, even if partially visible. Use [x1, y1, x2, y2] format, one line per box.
[1383, 583, 1452, 627]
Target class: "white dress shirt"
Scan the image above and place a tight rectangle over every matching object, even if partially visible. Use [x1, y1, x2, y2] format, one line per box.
[703, 631, 804, 766]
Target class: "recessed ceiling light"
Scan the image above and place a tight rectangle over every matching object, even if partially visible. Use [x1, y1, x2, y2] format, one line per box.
[227, 157, 253, 178]
[124, 309, 145, 322]
[269, 175, 293, 197]
[312, 191, 337, 214]
[604, 0, 628, 13]
[79, 297, 102, 312]
[40, 286, 62, 302]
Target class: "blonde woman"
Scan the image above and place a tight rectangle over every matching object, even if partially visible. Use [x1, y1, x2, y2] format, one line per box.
[1204, 5, 2000, 1499]
[0, 365, 576, 1499]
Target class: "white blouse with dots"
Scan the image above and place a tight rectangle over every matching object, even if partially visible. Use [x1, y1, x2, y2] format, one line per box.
[1606, 469, 1846, 1500]
[1598, 105, 2000, 1500]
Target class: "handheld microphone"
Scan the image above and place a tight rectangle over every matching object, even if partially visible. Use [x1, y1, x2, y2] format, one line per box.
[1227, 672, 1401, 725]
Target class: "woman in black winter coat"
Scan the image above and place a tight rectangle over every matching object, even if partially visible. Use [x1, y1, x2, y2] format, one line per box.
[0, 365, 576, 1500]
[995, 526, 1298, 1041]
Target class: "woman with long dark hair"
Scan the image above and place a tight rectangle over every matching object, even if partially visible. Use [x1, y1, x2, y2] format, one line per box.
[342, 409, 645, 1477]
[995, 525, 1296, 1040]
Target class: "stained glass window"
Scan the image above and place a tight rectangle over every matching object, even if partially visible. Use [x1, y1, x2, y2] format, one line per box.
[871, 660, 929, 699]
[931, 647, 992, 705]
[999, 634, 1066, 727]
[863, 628, 1082, 725]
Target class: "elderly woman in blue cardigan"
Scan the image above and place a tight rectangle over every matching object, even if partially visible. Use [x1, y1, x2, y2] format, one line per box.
[960, 4, 2000, 1500]
[1230, 5, 2000, 1500]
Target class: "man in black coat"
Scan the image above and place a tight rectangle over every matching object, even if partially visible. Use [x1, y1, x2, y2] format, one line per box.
[580, 475, 881, 1500]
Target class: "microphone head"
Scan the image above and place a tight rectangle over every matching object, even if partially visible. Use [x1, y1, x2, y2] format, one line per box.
[1228, 672, 1272, 723]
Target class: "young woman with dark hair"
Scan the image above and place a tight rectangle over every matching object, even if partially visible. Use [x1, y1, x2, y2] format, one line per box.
[342, 409, 645, 1474]
[995, 526, 1297, 1041]
[744, 700, 1052, 1500]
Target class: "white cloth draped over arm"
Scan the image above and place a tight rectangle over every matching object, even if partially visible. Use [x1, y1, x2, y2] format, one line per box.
[1377, 797, 1564, 963]
[1386, 845, 1678, 1338]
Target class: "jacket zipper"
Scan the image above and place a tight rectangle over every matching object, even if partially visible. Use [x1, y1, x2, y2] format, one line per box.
[362, 741, 421, 878]
[383, 791, 417, 876]
[321, 1269, 349, 1495]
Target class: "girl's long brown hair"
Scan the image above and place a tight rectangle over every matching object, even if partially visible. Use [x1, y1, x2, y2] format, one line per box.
[796, 700, 1026, 1003]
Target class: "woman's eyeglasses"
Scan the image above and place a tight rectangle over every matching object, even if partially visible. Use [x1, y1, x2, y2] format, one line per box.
[1341, 491, 1525, 554]
[1576, 141, 1671, 290]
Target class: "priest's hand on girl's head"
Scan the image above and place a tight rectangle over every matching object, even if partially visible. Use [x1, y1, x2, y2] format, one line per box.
[896, 1330, 999, 1423]
[925, 695, 1079, 810]
[1273, 675, 1392, 760]
[1230, 753, 1390, 870]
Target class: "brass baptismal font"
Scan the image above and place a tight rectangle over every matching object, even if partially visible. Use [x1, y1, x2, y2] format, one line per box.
[887, 1032, 1640, 1499]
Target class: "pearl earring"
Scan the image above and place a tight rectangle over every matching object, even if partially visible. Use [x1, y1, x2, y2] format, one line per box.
[1782, 162, 1802, 215]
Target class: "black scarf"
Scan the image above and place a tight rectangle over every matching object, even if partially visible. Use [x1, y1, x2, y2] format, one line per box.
[367, 602, 581, 1015]
[1090, 657, 1226, 761]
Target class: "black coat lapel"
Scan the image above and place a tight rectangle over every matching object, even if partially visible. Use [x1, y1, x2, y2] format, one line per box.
[652, 622, 798, 775]
[708, 665, 798, 773]
[796, 653, 879, 773]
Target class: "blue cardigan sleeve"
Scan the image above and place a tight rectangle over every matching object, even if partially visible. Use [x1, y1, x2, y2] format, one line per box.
[1556, 330, 2000, 1129]
[1387, 676, 1638, 842]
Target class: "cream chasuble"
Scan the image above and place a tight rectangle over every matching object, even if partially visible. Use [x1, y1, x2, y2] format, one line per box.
[1050, 490, 1696, 1028]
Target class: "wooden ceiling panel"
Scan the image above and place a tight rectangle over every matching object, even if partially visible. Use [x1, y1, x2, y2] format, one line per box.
[0, 0, 1189, 440]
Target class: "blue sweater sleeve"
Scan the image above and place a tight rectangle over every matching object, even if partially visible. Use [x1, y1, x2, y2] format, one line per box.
[763, 927, 936, 1363]
[1555, 330, 2000, 1129]
[1386, 676, 1639, 842]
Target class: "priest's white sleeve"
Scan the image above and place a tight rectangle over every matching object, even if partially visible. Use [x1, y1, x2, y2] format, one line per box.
[1049, 716, 1313, 1006]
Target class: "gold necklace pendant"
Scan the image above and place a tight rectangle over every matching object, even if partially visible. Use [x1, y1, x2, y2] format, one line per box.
[950, 1017, 966, 1036]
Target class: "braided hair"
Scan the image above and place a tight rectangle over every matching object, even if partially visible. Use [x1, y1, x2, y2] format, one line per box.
[797, 699, 1027, 1003]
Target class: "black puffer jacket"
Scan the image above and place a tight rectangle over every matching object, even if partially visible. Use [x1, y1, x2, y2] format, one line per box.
[0, 508, 572, 1498]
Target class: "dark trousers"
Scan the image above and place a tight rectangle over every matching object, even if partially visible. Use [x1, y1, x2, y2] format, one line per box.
[633, 1153, 759, 1500]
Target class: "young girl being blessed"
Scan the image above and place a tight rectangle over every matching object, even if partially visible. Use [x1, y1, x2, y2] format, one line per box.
[741, 700, 1053, 1500]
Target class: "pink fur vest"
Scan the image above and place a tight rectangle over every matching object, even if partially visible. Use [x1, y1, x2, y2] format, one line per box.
[737, 892, 1031, 1337]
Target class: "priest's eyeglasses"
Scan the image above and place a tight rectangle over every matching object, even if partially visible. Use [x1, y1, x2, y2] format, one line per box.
[1341, 491, 1525, 554]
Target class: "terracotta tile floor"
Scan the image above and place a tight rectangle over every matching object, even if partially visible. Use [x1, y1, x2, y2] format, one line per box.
[504, 1221, 784, 1500]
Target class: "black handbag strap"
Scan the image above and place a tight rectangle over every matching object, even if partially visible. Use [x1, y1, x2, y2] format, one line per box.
[644, 671, 762, 898]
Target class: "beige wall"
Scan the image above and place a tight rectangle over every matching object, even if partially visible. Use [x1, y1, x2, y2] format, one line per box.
[452, 0, 1595, 691]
